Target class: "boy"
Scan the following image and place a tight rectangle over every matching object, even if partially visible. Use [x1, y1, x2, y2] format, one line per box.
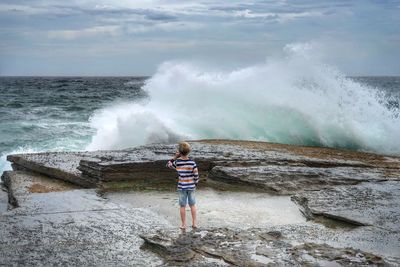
[166, 141, 199, 230]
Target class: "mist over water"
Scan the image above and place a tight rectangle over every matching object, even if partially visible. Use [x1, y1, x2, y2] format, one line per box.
[87, 45, 400, 154]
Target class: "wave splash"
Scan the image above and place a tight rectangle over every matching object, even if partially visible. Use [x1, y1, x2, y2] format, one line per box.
[86, 43, 400, 155]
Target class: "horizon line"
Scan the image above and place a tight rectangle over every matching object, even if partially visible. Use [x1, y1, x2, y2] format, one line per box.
[1, 75, 399, 78]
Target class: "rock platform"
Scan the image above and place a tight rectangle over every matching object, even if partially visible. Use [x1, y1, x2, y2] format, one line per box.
[6, 140, 400, 193]
[0, 170, 169, 266]
[292, 181, 400, 230]
[1, 140, 400, 266]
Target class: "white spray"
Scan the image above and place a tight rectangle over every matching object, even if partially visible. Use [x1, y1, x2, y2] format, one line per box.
[86, 44, 400, 155]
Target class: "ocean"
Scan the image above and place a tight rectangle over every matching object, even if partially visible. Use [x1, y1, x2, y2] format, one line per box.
[1, 67, 399, 175]
[0, 76, 148, 173]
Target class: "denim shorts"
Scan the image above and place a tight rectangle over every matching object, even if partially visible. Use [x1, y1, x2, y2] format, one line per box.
[178, 189, 196, 207]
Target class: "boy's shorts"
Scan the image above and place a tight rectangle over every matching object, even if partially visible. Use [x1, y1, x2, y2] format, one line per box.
[178, 189, 196, 207]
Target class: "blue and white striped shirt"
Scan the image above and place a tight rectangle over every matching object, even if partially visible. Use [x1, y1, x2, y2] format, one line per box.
[167, 158, 199, 190]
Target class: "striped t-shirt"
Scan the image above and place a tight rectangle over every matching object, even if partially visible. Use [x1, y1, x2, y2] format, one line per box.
[167, 158, 199, 190]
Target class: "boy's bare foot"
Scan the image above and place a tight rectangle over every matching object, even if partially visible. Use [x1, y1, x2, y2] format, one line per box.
[179, 225, 187, 230]
[192, 225, 198, 229]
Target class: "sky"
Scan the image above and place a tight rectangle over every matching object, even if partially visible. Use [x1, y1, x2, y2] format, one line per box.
[0, 0, 399, 76]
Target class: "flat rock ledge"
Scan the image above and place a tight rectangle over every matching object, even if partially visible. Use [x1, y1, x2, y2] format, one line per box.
[292, 181, 400, 232]
[2, 170, 79, 208]
[2, 140, 400, 265]
[6, 140, 400, 194]
[0, 188, 169, 265]
[140, 228, 391, 266]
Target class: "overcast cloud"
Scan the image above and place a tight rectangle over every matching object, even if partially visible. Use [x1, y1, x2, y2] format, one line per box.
[0, 0, 399, 76]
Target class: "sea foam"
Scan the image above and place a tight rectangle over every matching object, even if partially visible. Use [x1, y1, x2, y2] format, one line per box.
[86, 44, 400, 155]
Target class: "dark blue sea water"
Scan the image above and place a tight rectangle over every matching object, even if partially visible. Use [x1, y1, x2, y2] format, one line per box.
[0, 75, 399, 175]
[0, 77, 148, 172]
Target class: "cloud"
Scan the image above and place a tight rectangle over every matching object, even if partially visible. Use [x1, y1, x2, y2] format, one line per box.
[46, 20, 203, 40]
[125, 21, 203, 34]
[47, 25, 121, 40]
[1, 0, 400, 75]
[232, 9, 323, 23]
[0, 1, 337, 23]
[0, 3, 48, 14]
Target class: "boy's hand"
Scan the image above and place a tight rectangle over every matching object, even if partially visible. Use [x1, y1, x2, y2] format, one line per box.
[167, 161, 174, 168]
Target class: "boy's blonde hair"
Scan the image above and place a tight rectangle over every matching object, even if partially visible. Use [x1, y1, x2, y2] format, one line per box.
[178, 141, 191, 156]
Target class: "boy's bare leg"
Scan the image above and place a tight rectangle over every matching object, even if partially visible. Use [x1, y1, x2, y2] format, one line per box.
[190, 205, 197, 228]
[180, 207, 186, 229]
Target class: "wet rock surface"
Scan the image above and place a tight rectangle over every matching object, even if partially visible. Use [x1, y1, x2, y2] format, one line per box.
[106, 188, 400, 261]
[105, 189, 306, 229]
[140, 228, 393, 266]
[2, 170, 79, 208]
[0, 173, 170, 266]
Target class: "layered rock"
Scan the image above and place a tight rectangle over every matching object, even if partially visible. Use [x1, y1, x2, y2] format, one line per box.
[6, 140, 400, 194]
[2, 140, 400, 265]
[7, 151, 99, 188]
[292, 181, 400, 231]
[209, 164, 391, 194]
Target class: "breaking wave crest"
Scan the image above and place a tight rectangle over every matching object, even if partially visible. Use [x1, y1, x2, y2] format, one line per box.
[86, 44, 400, 155]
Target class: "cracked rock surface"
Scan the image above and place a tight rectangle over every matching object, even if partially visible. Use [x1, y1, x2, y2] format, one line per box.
[140, 228, 393, 266]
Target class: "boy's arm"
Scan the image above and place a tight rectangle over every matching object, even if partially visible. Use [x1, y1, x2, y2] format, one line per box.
[166, 158, 176, 169]
[166, 152, 180, 169]
[193, 164, 199, 184]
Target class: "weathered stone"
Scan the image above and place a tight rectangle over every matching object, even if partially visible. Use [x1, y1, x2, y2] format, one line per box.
[0, 172, 114, 214]
[1, 170, 79, 208]
[140, 233, 196, 262]
[2, 140, 400, 266]
[291, 243, 388, 266]
[3, 184, 397, 266]
[7, 152, 100, 187]
[141, 228, 275, 266]
[210, 165, 390, 194]
[6, 140, 400, 193]
[0, 179, 171, 266]
[259, 230, 283, 241]
[140, 228, 394, 266]
[266, 218, 400, 261]
[0, 183, 8, 213]
[292, 181, 400, 231]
